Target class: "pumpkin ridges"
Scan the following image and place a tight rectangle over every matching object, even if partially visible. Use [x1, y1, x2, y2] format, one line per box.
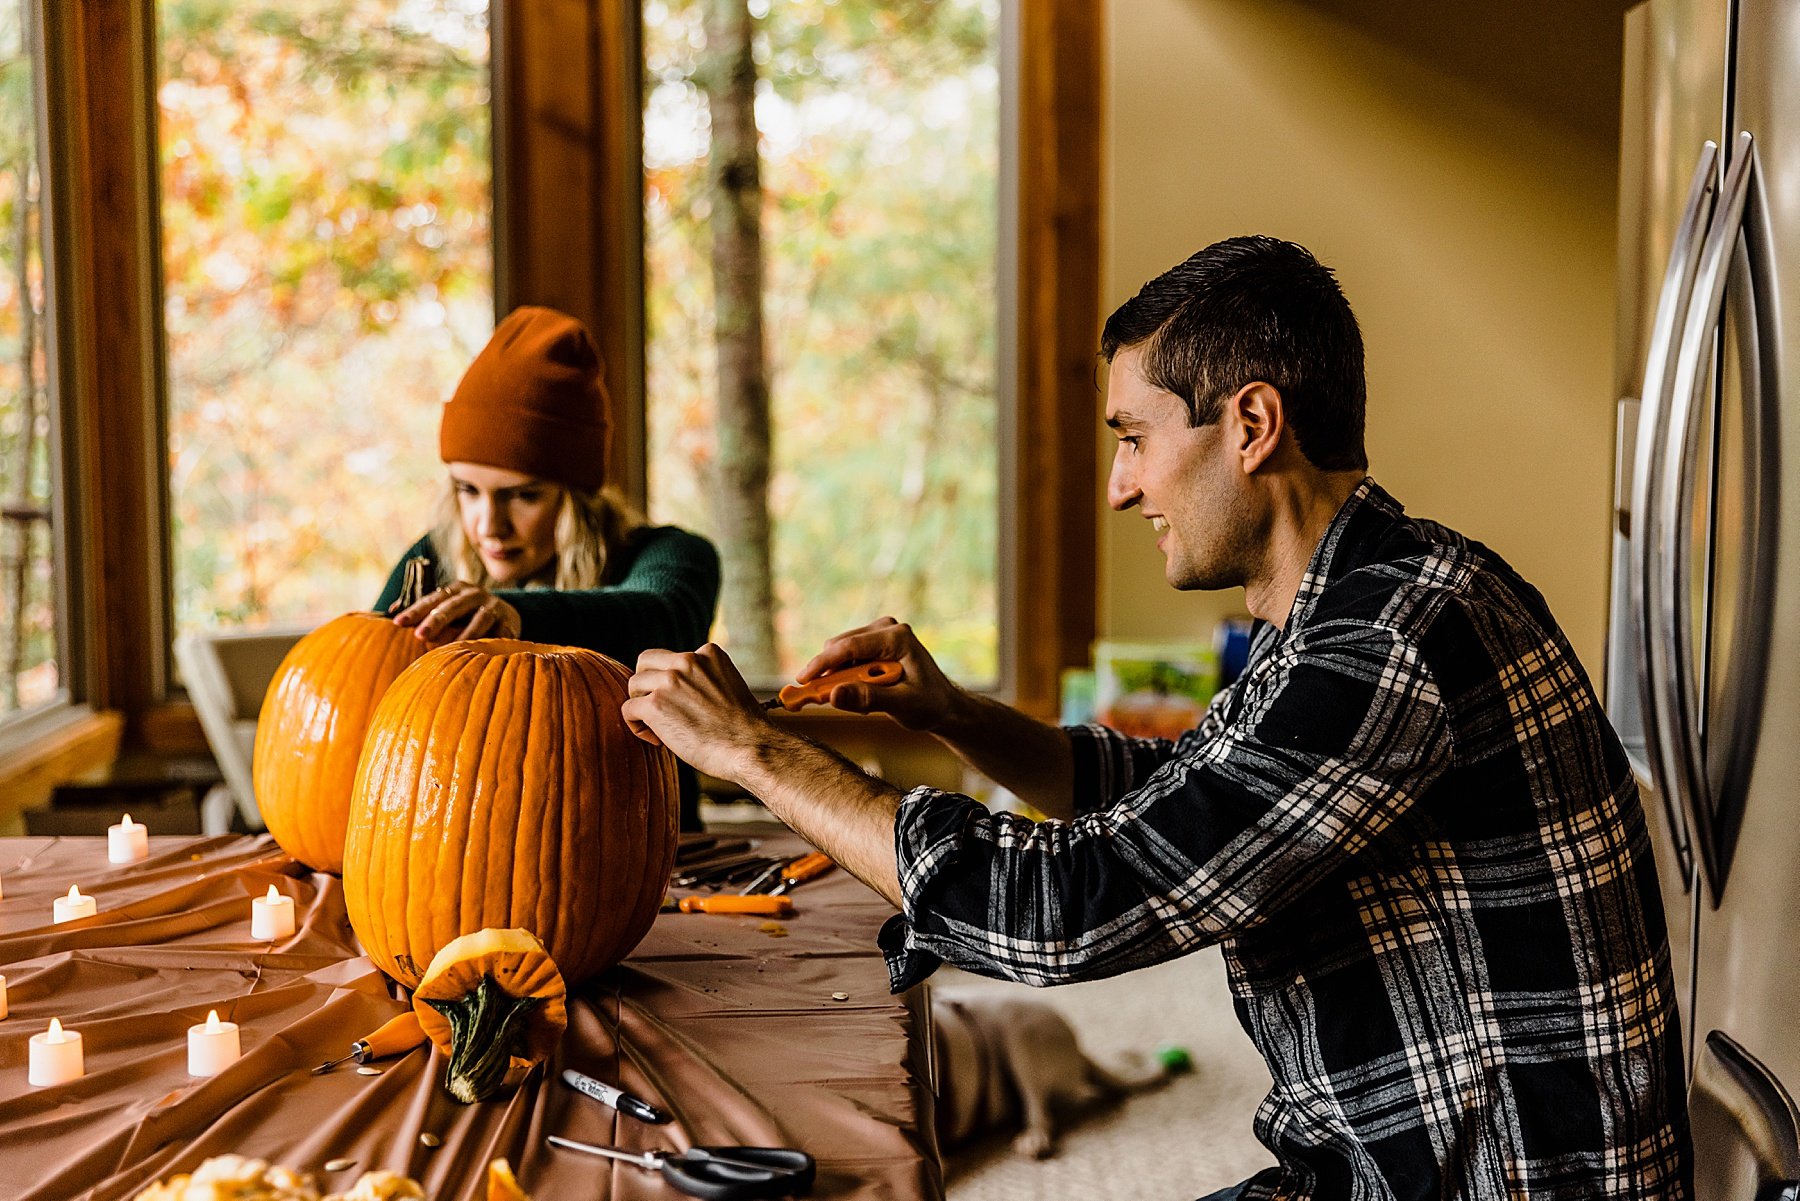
[446, 650, 511, 954]
[559, 654, 591, 960]
[345, 640, 679, 994]
[344, 649, 402, 974]
[294, 618, 369, 867]
[568, 655, 608, 974]
[350, 645, 446, 980]
[523, 654, 560, 956]
[505, 652, 540, 955]
[361, 647, 441, 981]
[570, 655, 607, 976]
[384, 649, 457, 983]
[414, 651, 490, 979]
[455, 652, 497, 941]
[582, 652, 667, 971]
[483, 653, 527, 938]
[535, 656, 564, 959]
[598, 658, 645, 971]
[254, 612, 431, 873]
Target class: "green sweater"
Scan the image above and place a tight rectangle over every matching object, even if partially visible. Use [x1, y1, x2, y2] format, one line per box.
[373, 524, 721, 668]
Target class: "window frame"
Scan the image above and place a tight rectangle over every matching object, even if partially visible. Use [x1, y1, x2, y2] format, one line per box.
[25, 0, 1099, 769]
[0, 0, 154, 815]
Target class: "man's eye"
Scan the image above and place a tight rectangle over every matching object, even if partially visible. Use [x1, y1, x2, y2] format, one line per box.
[454, 483, 477, 496]
[515, 490, 544, 503]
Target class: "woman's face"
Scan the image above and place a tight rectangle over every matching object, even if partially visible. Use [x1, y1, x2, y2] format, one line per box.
[448, 463, 563, 585]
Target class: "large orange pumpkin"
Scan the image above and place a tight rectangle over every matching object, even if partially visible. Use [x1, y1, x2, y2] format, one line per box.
[341, 639, 679, 990]
[252, 611, 435, 873]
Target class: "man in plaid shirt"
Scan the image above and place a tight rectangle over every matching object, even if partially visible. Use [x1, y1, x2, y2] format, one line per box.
[625, 236, 1691, 1199]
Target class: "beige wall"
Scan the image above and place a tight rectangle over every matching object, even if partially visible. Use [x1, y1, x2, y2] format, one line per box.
[1100, 0, 1623, 677]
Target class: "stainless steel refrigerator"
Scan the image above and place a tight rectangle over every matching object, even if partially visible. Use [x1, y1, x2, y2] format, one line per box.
[1605, 0, 1800, 1159]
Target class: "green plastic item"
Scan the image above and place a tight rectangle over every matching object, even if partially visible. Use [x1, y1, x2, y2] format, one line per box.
[1156, 1044, 1194, 1074]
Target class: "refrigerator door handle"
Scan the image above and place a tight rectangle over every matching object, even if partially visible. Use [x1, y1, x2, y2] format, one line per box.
[1630, 141, 1719, 883]
[1658, 131, 1759, 906]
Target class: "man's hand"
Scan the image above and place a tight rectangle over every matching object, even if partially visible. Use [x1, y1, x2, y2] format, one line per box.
[390, 582, 522, 643]
[623, 644, 779, 782]
[797, 616, 965, 731]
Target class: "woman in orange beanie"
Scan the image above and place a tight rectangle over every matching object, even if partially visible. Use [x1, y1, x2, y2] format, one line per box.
[374, 305, 719, 827]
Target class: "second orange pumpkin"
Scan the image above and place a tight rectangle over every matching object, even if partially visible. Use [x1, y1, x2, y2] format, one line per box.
[252, 612, 434, 874]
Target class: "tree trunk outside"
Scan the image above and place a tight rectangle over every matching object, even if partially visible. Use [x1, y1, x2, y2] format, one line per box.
[2, 158, 39, 711]
[700, 0, 778, 677]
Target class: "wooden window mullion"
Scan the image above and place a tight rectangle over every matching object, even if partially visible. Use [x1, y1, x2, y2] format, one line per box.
[42, 0, 171, 741]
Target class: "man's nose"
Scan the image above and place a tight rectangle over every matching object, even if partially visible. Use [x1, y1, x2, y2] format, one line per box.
[1106, 450, 1140, 512]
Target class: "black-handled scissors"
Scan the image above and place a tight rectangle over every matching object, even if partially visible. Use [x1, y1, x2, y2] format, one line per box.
[547, 1135, 815, 1199]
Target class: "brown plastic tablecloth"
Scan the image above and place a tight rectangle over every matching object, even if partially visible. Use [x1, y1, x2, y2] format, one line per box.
[0, 833, 942, 1201]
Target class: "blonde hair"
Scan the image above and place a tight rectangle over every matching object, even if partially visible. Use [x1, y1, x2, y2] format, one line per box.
[431, 477, 645, 591]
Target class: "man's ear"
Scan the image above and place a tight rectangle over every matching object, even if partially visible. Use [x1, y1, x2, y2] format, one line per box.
[1230, 382, 1285, 473]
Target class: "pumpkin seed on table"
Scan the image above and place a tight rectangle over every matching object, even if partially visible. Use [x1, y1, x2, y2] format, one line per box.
[355, 1065, 383, 1076]
[323, 1159, 357, 1173]
[419, 1133, 442, 1148]
[831, 992, 850, 1002]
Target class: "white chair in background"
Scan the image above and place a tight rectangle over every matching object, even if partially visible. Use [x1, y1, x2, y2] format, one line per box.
[173, 626, 311, 835]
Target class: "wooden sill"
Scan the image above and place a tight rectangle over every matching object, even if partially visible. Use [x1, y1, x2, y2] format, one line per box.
[0, 706, 126, 832]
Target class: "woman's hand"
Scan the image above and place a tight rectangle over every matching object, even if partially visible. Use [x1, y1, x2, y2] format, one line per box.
[796, 616, 965, 731]
[390, 581, 523, 643]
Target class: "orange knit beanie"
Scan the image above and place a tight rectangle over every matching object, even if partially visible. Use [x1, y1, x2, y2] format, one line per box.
[439, 306, 611, 491]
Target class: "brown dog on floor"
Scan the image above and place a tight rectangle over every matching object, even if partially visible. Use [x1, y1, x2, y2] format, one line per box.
[930, 990, 1174, 1160]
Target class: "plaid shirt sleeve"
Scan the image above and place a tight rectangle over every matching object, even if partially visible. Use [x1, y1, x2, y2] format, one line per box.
[880, 622, 1452, 990]
[1065, 681, 1239, 816]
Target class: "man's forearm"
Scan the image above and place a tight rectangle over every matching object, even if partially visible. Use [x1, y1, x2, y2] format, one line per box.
[736, 730, 907, 909]
[932, 690, 1076, 820]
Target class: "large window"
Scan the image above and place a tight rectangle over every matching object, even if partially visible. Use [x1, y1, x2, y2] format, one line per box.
[0, 1, 55, 719]
[644, 0, 1002, 683]
[17, 0, 1093, 759]
[157, 0, 494, 634]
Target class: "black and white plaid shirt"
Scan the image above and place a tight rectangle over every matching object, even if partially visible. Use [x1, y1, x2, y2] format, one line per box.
[882, 479, 1690, 1199]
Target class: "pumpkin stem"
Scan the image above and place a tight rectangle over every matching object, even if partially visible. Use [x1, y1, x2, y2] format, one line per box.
[426, 973, 545, 1103]
[400, 555, 433, 608]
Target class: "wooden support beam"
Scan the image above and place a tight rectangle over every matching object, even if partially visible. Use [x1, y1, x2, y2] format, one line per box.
[1013, 0, 1104, 718]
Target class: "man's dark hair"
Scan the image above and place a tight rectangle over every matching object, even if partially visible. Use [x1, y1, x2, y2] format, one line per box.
[1100, 235, 1367, 472]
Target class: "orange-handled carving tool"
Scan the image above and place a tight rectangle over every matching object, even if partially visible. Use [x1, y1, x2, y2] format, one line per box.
[768, 853, 834, 896]
[311, 1010, 427, 1074]
[679, 894, 796, 916]
[763, 660, 903, 712]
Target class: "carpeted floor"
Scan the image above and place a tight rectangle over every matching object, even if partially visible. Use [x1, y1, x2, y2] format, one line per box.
[938, 946, 1275, 1201]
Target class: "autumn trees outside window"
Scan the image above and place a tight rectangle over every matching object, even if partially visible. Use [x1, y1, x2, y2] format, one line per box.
[645, 0, 1003, 683]
[157, 0, 495, 636]
[0, 1, 57, 721]
[154, 0, 1004, 693]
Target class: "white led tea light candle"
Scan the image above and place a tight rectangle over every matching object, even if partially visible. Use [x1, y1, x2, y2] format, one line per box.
[53, 885, 96, 924]
[29, 1018, 83, 1086]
